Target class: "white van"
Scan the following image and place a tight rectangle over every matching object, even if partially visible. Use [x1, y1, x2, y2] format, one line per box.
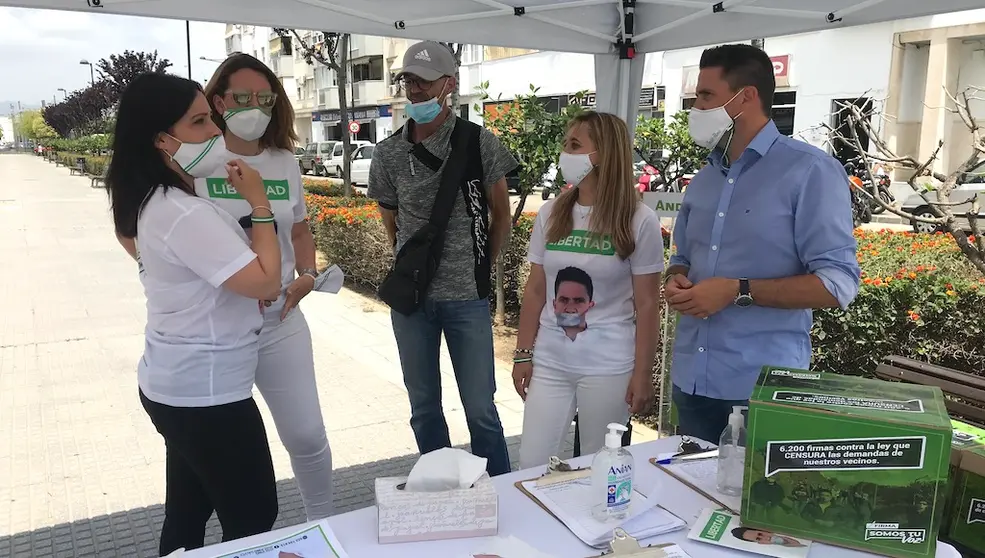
[327, 140, 372, 177]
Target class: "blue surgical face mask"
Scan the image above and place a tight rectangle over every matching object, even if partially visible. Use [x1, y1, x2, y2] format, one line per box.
[405, 79, 449, 124]
[406, 99, 443, 124]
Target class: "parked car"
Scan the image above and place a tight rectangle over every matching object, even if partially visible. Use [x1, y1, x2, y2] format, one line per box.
[327, 140, 372, 177]
[299, 141, 337, 176]
[505, 166, 521, 195]
[350, 145, 374, 186]
[903, 167, 985, 234]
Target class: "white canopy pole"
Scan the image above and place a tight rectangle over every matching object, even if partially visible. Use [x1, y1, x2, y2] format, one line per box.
[593, 1, 645, 138]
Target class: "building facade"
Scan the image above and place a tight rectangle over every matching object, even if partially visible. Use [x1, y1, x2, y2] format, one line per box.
[223, 8, 985, 178]
[223, 26, 390, 146]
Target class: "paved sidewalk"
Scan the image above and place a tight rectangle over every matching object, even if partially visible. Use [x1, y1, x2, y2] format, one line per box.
[0, 154, 609, 557]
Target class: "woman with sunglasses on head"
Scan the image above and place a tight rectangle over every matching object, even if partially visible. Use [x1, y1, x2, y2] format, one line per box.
[107, 73, 281, 554]
[512, 112, 664, 469]
[199, 54, 334, 520]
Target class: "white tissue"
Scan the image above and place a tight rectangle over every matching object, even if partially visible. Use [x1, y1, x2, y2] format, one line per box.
[312, 264, 344, 294]
[405, 447, 488, 492]
[468, 535, 559, 557]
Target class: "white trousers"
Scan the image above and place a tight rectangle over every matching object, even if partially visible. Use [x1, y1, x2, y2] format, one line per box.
[255, 309, 334, 520]
[518, 364, 632, 470]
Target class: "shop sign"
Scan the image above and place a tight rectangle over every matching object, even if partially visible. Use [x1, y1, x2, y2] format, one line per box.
[566, 87, 658, 108]
[313, 106, 384, 124]
[683, 55, 790, 93]
[643, 192, 684, 217]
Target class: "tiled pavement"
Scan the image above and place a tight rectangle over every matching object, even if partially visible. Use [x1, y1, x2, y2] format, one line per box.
[0, 155, 660, 557]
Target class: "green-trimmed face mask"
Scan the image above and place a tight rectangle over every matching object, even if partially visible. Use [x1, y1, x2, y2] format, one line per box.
[224, 107, 271, 141]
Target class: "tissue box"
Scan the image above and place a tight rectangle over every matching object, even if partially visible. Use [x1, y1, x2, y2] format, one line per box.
[741, 367, 952, 558]
[375, 473, 498, 543]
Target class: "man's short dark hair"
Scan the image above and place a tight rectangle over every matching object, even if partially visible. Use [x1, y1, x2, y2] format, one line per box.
[555, 266, 594, 299]
[699, 44, 775, 115]
[732, 527, 756, 540]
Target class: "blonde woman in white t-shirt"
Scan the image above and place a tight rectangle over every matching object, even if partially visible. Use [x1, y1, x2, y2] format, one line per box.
[513, 111, 665, 469]
[107, 73, 282, 555]
[201, 54, 334, 520]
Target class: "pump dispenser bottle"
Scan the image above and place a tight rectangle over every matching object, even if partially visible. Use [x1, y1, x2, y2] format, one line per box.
[591, 423, 634, 522]
[717, 405, 748, 496]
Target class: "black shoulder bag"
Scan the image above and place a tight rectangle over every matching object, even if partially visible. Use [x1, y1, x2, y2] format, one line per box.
[378, 118, 476, 315]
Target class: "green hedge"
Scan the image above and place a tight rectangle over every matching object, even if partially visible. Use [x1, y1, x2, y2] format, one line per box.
[306, 192, 985, 381]
[54, 152, 109, 176]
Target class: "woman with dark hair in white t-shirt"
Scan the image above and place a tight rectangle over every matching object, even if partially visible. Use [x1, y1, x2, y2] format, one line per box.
[107, 73, 283, 555]
[512, 111, 664, 469]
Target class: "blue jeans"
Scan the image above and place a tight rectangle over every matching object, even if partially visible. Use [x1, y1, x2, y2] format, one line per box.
[391, 298, 511, 476]
[672, 385, 748, 445]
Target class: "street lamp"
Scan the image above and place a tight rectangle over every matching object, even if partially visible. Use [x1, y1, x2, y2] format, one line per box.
[199, 56, 225, 63]
[57, 88, 67, 100]
[79, 60, 94, 86]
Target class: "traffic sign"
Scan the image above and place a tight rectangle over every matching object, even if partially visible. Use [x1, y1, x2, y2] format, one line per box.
[348, 121, 360, 134]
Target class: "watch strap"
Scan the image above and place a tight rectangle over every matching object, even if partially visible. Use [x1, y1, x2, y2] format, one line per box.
[739, 278, 750, 296]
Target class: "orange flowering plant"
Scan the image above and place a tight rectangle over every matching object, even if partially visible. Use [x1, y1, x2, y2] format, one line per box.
[306, 186, 984, 380]
[812, 228, 984, 377]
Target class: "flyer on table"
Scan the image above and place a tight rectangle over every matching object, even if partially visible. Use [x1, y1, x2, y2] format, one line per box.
[687, 508, 812, 558]
[212, 520, 349, 558]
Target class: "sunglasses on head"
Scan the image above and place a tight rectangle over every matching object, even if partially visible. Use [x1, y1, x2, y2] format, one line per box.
[227, 90, 277, 108]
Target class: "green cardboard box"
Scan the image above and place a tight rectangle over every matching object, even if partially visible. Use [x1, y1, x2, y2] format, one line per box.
[946, 441, 985, 555]
[944, 420, 985, 535]
[741, 367, 952, 558]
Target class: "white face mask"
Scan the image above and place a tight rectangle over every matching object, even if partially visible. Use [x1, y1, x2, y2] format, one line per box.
[558, 151, 596, 187]
[688, 88, 745, 149]
[165, 134, 228, 178]
[224, 107, 271, 141]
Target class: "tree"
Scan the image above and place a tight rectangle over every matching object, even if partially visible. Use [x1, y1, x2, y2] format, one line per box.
[32, 116, 57, 141]
[823, 88, 984, 275]
[275, 29, 354, 197]
[635, 111, 708, 190]
[477, 83, 585, 322]
[15, 109, 41, 140]
[97, 50, 172, 99]
[41, 81, 113, 138]
[439, 42, 466, 112]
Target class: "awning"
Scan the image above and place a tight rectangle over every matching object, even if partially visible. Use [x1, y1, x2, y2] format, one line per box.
[8, 0, 983, 135]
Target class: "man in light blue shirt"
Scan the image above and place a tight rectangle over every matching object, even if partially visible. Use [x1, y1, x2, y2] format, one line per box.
[665, 44, 860, 444]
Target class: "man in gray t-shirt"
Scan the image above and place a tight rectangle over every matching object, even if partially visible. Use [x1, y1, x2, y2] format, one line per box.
[367, 40, 516, 476]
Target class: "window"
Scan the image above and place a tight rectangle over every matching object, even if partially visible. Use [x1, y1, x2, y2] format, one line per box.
[319, 142, 334, 152]
[305, 143, 317, 153]
[351, 58, 384, 82]
[357, 146, 375, 159]
[682, 97, 696, 110]
[460, 44, 484, 66]
[333, 144, 343, 156]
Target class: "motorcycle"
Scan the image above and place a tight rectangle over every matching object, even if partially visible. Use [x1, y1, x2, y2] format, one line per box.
[846, 157, 895, 215]
[636, 163, 666, 193]
[848, 173, 872, 228]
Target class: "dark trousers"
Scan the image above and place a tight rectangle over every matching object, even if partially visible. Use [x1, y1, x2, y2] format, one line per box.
[140, 391, 278, 556]
[672, 385, 748, 445]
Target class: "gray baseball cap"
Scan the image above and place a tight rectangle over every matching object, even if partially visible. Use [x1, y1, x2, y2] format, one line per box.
[397, 41, 456, 81]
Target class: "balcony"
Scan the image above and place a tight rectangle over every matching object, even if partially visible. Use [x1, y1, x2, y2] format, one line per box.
[349, 35, 384, 61]
[351, 80, 385, 106]
[318, 87, 341, 111]
[269, 55, 294, 78]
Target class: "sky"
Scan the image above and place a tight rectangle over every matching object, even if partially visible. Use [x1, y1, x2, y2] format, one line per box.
[0, 7, 227, 113]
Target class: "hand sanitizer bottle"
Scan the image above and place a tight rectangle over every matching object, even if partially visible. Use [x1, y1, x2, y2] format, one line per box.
[717, 405, 748, 496]
[591, 423, 633, 522]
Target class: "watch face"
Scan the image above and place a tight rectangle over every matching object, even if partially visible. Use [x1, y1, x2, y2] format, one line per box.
[735, 295, 753, 307]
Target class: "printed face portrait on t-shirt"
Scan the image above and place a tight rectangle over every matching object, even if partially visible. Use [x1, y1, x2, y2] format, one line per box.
[553, 266, 595, 340]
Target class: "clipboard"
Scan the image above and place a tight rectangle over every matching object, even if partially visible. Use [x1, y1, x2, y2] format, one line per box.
[513, 457, 685, 557]
[649, 456, 739, 514]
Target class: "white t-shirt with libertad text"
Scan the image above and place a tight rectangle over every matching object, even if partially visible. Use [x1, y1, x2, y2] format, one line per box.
[136, 187, 261, 407]
[527, 199, 665, 375]
[194, 148, 307, 325]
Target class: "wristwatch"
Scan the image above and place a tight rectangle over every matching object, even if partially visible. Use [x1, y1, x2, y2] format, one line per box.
[298, 267, 318, 280]
[734, 278, 754, 307]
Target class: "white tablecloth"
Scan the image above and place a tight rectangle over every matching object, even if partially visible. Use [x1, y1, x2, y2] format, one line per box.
[186, 437, 961, 558]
